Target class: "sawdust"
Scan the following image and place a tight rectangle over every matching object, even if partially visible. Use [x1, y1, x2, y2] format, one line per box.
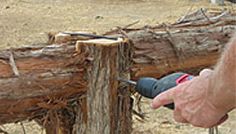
[0, 0, 235, 133]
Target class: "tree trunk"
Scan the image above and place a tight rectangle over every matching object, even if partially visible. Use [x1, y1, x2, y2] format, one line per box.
[74, 38, 132, 134]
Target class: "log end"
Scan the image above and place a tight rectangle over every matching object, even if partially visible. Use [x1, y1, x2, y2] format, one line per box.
[76, 38, 123, 52]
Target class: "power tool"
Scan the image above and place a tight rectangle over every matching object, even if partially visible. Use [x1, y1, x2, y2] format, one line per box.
[118, 72, 193, 109]
[118, 72, 218, 134]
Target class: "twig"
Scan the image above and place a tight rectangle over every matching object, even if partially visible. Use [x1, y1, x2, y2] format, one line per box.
[104, 20, 140, 35]
[163, 24, 182, 60]
[9, 50, 20, 76]
[177, 4, 194, 23]
[176, 8, 207, 24]
[119, 29, 129, 38]
[200, 8, 212, 23]
[132, 109, 145, 120]
[20, 122, 26, 134]
[122, 20, 140, 29]
[136, 95, 142, 113]
[210, 10, 229, 21]
[42, 111, 50, 127]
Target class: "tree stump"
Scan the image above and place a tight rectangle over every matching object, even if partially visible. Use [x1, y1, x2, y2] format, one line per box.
[74, 38, 133, 134]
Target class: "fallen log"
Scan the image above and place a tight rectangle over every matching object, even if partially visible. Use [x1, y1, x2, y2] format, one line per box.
[0, 9, 235, 133]
[120, 9, 236, 79]
[0, 44, 87, 125]
[129, 25, 235, 79]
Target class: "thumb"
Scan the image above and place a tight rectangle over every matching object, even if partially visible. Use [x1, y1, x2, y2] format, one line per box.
[199, 68, 213, 77]
[151, 87, 175, 109]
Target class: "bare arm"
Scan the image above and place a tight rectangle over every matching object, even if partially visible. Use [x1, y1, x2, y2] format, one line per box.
[209, 33, 236, 112]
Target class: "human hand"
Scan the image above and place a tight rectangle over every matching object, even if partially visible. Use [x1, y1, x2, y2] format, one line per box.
[151, 69, 228, 128]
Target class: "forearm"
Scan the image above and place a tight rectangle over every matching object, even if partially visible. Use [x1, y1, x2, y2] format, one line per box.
[209, 33, 236, 112]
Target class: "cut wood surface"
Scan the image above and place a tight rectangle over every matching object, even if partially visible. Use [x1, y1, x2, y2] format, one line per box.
[0, 9, 235, 133]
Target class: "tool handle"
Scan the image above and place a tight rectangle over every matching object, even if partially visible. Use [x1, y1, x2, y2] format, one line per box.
[156, 73, 193, 109]
[135, 72, 193, 109]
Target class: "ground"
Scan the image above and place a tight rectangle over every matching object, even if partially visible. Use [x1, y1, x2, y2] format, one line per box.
[0, 0, 235, 134]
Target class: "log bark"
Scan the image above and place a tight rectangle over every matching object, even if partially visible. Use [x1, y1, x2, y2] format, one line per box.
[129, 25, 235, 79]
[123, 10, 236, 79]
[0, 44, 88, 125]
[74, 38, 132, 134]
[72, 97, 87, 134]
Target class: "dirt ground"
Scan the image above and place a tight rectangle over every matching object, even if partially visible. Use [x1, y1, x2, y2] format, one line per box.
[0, 0, 235, 134]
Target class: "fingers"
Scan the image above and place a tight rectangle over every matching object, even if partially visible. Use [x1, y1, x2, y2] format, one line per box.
[151, 88, 175, 109]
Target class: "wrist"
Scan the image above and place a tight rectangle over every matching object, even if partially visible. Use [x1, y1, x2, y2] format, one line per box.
[208, 71, 236, 114]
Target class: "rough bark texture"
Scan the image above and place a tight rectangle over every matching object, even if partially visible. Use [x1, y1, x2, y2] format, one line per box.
[129, 25, 235, 79]
[74, 38, 132, 134]
[0, 44, 88, 126]
[120, 10, 236, 79]
[72, 97, 87, 134]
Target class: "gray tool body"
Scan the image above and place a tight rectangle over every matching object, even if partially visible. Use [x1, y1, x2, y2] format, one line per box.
[119, 72, 192, 109]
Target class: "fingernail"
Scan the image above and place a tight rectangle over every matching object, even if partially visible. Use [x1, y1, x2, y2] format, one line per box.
[199, 69, 213, 77]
